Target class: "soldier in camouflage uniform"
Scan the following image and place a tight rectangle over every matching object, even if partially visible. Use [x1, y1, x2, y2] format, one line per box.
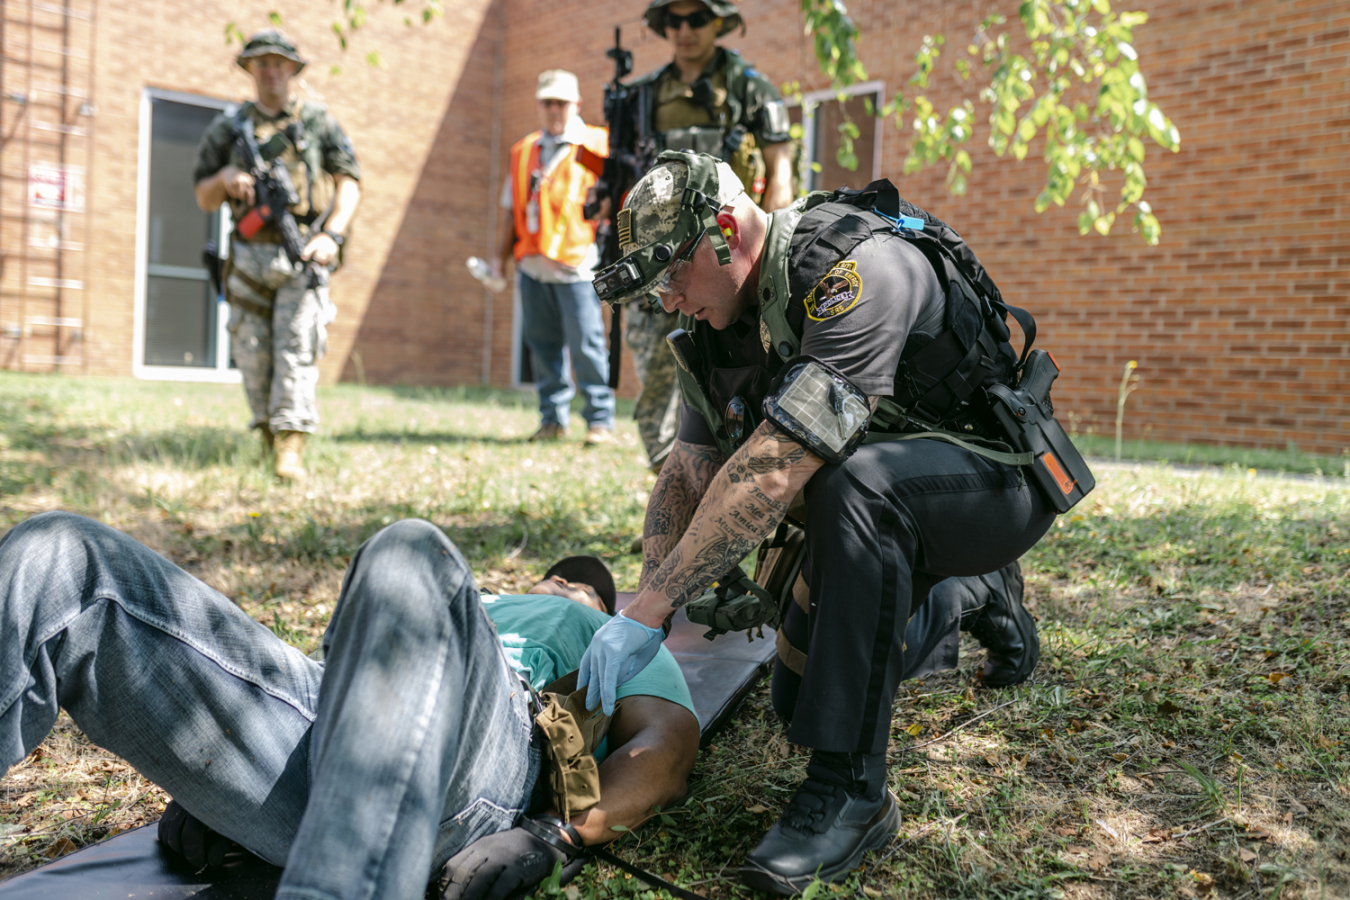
[624, 0, 793, 471]
[193, 30, 362, 480]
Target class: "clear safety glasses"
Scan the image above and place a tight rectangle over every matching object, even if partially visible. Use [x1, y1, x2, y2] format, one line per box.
[654, 228, 707, 302]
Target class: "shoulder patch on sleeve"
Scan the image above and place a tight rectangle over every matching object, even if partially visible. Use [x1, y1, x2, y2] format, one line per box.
[805, 260, 862, 321]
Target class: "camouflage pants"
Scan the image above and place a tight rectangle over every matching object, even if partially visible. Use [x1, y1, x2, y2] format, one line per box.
[226, 243, 335, 435]
[624, 302, 682, 467]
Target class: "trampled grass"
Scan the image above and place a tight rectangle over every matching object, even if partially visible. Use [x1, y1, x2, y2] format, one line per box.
[0, 372, 1345, 899]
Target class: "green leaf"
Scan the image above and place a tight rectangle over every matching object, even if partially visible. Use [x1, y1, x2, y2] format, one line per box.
[1092, 0, 1111, 12]
[365, 51, 383, 67]
[1128, 136, 1146, 161]
[268, 10, 283, 25]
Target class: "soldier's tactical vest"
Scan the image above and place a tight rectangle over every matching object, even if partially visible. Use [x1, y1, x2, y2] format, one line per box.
[674, 180, 1035, 462]
[228, 101, 336, 243]
[641, 49, 769, 205]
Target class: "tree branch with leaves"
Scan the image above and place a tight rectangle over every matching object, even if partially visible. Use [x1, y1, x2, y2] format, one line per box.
[799, 0, 1180, 245]
[226, 0, 444, 74]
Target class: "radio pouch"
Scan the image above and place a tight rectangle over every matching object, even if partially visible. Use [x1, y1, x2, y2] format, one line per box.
[986, 349, 1096, 514]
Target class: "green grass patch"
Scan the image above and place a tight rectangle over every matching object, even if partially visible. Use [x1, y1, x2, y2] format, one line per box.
[0, 372, 1346, 898]
[1072, 433, 1348, 478]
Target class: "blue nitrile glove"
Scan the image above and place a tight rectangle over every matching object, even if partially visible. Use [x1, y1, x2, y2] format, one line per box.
[577, 610, 665, 714]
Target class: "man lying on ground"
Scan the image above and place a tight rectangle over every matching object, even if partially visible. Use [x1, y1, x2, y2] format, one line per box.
[0, 512, 698, 900]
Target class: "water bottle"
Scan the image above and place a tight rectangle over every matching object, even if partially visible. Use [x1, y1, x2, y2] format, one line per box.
[466, 256, 507, 293]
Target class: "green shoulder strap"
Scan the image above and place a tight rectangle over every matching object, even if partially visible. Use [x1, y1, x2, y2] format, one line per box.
[757, 192, 832, 363]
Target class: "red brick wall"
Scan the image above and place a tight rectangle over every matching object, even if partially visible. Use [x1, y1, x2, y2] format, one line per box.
[3, 0, 1344, 451]
[495, 0, 1349, 453]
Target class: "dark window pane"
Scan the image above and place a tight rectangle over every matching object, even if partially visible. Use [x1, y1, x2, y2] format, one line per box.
[812, 93, 878, 193]
[148, 99, 219, 269]
[145, 276, 214, 367]
[145, 98, 224, 368]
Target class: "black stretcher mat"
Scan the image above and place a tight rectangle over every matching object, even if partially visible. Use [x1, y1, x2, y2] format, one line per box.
[0, 595, 774, 897]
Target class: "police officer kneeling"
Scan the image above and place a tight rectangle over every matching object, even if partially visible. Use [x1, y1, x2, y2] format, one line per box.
[579, 152, 1087, 893]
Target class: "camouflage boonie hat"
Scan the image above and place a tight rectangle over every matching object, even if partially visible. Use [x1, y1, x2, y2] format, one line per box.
[236, 29, 307, 73]
[644, 0, 744, 38]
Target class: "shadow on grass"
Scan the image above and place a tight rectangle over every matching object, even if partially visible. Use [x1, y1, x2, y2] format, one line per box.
[186, 503, 634, 575]
[328, 430, 527, 447]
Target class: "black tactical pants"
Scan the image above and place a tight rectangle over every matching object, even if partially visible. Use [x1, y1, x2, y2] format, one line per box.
[784, 438, 1055, 755]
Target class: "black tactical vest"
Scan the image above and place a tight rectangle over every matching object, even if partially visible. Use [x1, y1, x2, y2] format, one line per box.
[675, 180, 1036, 459]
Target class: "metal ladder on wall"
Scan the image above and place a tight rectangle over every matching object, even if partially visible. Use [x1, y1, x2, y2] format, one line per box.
[0, 0, 97, 372]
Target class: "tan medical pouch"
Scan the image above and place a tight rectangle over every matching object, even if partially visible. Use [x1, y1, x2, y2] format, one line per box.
[532, 671, 622, 822]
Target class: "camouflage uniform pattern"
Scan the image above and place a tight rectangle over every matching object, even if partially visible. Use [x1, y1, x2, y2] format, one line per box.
[194, 98, 359, 437]
[619, 161, 743, 468]
[226, 243, 335, 435]
[625, 302, 682, 466]
[621, 49, 787, 466]
[193, 99, 361, 245]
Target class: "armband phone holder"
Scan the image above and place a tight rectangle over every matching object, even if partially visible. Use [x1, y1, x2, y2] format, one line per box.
[762, 359, 871, 464]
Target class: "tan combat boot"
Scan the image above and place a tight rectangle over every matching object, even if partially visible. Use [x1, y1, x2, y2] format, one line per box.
[274, 431, 307, 481]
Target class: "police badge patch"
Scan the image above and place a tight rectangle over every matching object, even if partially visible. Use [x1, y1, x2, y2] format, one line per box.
[805, 261, 862, 321]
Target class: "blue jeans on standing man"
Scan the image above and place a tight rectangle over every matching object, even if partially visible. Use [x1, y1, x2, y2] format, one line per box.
[0, 512, 539, 900]
[518, 269, 615, 430]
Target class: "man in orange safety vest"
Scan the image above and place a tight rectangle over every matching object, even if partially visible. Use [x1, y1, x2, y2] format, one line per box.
[495, 70, 616, 445]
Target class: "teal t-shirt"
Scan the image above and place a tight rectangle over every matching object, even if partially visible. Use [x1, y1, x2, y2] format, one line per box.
[481, 593, 696, 723]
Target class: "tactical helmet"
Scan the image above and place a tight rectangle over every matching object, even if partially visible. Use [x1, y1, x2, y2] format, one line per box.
[235, 29, 307, 73]
[592, 151, 745, 305]
[644, 0, 744, 38]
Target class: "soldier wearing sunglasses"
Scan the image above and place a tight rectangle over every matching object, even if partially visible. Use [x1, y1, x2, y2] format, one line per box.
[622, 0, 795, 475]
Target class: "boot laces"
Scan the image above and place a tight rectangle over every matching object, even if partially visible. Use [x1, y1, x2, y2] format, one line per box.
[781, 778, 843, 834]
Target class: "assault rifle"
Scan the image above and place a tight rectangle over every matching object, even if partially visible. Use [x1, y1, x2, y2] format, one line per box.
[232, 115, 322, 284]
[586, 27, 657, 388]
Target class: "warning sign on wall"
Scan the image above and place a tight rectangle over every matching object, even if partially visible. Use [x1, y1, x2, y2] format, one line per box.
[28, 164, 85, 212]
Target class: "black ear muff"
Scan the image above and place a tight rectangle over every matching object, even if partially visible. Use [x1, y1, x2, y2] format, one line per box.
[654, 244, 673, 262]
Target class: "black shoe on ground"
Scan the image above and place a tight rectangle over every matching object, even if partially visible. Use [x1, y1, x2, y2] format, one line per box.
[739, 776, 899, 895]
[963, 560, 1039, 686]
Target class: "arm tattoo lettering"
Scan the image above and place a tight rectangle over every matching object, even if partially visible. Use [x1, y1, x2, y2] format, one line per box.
[641, 421, 818, 611]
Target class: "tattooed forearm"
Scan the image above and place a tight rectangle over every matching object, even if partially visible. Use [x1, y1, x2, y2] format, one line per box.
[628, 422, 817, 617]
[640, 441, 723, 592]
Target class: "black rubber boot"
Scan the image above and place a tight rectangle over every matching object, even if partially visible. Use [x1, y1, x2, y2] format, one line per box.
[739, 752, 899, 895]
[961, 560, 1039, 686]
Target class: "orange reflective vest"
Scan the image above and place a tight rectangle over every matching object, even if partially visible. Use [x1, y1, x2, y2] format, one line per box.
[509, 124, 609, 268]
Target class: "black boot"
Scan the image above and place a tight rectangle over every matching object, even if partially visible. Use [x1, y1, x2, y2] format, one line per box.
[961, 560, 1039, 686]
[739, 752, 899, 895]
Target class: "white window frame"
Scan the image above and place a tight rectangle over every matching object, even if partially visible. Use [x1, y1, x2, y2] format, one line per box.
[789, 80, 886, 193]
[133, 87, 240, 383]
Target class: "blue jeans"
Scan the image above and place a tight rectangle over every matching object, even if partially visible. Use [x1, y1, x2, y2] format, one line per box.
[0, 512, 539, 900]
[518, 269, 615, 429]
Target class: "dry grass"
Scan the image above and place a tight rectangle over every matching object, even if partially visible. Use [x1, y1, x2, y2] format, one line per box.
[0, 373, 1346, 899]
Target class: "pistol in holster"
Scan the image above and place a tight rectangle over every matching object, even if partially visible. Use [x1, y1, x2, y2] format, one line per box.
[986, 348, 1096, 513]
